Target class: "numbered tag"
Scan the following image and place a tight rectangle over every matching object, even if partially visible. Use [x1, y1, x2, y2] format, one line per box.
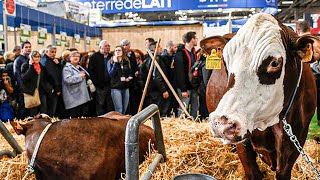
[206, 49, 222, 70]
[121, 77, 126, 81]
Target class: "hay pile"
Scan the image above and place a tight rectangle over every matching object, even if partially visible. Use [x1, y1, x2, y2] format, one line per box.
[139, 118, 320, 180]
[0, 123, 36, 180]
[0, 119, 319, 180]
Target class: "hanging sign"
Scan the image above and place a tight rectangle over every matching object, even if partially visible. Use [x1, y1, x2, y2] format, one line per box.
[206, 49, 222, 70]
[55, 39, 61, 46]
[96, 38, 101, 46]
[20, 24, 31, 42]
[86, 37, 90, 45]
[65, 40, 70, 47]
[4, 0, 16, 17]
[0, 25, 4, 41]
[38, 27, 47, 39]
[74, 34, 80, 44]
[61, 31, 67, 42]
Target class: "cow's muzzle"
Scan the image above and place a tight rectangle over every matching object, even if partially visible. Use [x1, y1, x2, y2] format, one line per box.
[209, 115, 242, 144]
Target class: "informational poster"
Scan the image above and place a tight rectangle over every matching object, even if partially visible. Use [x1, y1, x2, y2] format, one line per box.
[74, 34, 80, 44]
[60, 31, 67, 42]
[20, 24, 31, 42]
[37, 27, 47, 44]
[96, 38, 100, 46]
[86, 37, 90, 45]
[64, 0, 90, 24]
[55, 39, 61, 46]
[65, 40, 70, 47]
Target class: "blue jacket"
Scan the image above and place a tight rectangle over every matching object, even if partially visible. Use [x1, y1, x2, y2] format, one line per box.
[62, 62, 91, 110]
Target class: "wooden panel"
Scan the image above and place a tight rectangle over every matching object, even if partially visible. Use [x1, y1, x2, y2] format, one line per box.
[102, 24, 203, 51]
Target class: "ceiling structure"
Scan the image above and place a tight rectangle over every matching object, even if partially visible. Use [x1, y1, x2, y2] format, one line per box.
[101, 0, 320, 23]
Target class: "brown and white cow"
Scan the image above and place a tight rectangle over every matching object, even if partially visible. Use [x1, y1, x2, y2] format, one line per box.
[208, 13, 319, 179]
[11, 112, 155, 180]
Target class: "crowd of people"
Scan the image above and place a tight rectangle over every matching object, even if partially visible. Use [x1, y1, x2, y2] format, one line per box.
[0, 31, 213, 122]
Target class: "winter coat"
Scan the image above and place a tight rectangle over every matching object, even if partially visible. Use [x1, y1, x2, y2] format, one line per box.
[62, 62, 91, 110]
[40, 54, 62, 94]
[21, 62, 51, 95]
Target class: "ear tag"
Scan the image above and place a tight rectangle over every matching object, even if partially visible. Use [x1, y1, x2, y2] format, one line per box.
[206, 49, 222, 70]
[302, 43, 313, 63]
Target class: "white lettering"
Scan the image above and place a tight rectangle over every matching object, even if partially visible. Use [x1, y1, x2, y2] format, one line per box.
[83, 2, 92, 8]
[133, 0, 142, 9]
[83, 0, 172, 12]
[96, 1, 104, 9]
[115, 0, 123, 10]
[124, 0, 133, 9]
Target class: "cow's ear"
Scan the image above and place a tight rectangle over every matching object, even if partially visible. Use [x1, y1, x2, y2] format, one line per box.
[296, 35, 320, 63]
[10, 121, 27, 135]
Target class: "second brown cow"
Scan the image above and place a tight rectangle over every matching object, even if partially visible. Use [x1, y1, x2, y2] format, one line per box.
[11, 112, 155, 180]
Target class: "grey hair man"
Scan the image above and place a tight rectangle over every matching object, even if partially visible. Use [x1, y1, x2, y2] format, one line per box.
[88, 40, 114, 115]
[40, 44, 62, 117]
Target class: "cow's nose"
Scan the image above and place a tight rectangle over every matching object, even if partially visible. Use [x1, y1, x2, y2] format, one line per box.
[222, 120, 241, 139]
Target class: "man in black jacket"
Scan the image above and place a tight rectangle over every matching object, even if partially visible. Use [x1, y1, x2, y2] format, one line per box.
[173, 31, 199, 119]
[88, 40, 114, 116]
[13, 41, 31, 119]
[40, 45, 62, 117]
[138, 42, 169, 116]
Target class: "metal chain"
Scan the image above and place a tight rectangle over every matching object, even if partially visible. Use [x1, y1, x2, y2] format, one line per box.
[282, 118, 320, 179]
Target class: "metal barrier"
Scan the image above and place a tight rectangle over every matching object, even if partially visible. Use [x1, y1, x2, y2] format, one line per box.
[0, 121, 23, 157]
[125, 104, 166, 180]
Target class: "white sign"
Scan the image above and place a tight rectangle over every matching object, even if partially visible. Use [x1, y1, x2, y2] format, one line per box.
[89, 8, 102, 25]
[20, 24, 31, 37]
[4, 0, 16, 17]
[17, 0, 38, 8]
[38, 27, 47, 39]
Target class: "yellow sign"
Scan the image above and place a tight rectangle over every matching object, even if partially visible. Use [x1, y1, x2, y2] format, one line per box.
[206, 49, 222, 70]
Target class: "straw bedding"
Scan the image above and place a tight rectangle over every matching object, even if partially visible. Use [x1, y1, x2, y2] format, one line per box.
[0, 118, 319, 180]
[139, 117, 320, 180]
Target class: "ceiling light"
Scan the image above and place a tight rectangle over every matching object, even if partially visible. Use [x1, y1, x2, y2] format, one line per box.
[203, 10, 207, 12]
[187, 10, 193, 13]
[282, 1, 293, 4]
[278, 9, 282, 12]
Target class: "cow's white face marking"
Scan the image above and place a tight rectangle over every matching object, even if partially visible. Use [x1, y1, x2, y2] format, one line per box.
[210, 13, 286, 139]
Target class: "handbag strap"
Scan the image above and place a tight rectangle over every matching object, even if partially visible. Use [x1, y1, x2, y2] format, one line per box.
[36, 75, 40, 88]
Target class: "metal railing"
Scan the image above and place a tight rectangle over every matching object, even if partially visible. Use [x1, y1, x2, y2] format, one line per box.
[0, 121, 23, 157]
[125, 104, 166, 180]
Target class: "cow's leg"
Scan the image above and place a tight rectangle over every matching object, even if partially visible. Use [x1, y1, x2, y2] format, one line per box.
[236, 142, 262, 180]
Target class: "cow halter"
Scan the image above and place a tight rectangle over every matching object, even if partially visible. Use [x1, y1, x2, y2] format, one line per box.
[281, 60, 320, 179]
[22, 123, 53, 180]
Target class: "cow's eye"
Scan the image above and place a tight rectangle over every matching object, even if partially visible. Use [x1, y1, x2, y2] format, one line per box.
[271, 60, 280, 67]
[267, 58, 283, 73]
[257, 56, 283, 85]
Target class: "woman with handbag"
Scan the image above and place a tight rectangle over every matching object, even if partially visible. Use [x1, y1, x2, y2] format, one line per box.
[62, 51, 91, 118]
[21, 51, 50, 116]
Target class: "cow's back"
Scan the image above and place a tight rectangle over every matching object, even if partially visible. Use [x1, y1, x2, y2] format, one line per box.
[27, 117, 155, 180]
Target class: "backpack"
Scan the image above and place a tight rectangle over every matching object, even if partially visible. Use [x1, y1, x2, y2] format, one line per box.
[0, 101, 14, 122]
[188, 61, 201, 89]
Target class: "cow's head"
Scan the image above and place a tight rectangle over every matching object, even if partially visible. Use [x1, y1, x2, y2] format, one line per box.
[209, 13, 320, 144]
[10, 114, 52, 135]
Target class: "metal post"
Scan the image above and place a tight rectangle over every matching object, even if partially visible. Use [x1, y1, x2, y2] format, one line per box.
[84, 30, 87, 52]
[125, 104, 166, 180]
[52, 22, 56, 45]
[0, 121, 23, 155]
[3, 6, 8, 52]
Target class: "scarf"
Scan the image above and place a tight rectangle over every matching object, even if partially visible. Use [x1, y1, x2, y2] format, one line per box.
[33, 63, 41, 75]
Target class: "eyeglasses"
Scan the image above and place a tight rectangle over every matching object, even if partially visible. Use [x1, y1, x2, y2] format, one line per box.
[115, 49, 122, 52]
[33, 56, 41, 58]
[72, 56, 80, 58]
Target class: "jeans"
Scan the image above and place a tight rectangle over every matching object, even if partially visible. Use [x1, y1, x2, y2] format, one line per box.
[111, 88, 129, 114]
[177, 88, 199, 119]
